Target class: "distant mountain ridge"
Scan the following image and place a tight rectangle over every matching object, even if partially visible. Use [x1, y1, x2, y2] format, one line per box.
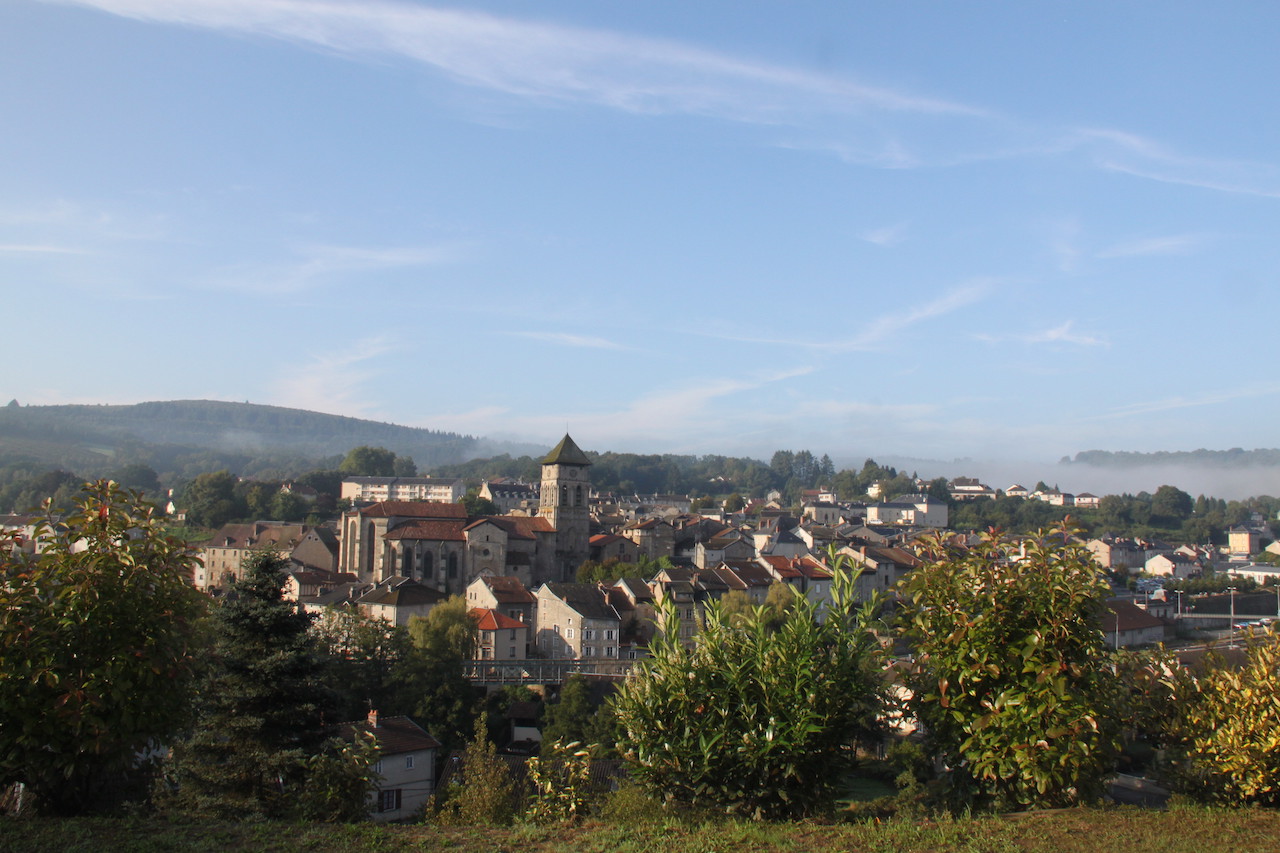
[1064, 448, 1280, 468]
[0, 400, 490, 476]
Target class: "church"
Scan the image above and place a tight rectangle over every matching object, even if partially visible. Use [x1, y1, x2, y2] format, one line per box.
[337, 434, 592, 595]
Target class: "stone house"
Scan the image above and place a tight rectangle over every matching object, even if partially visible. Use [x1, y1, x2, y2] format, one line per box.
[466, 575, 537, 625]
[198, 521, 308, 590]
[338, 711, 440, 822]
[588, 533, 641, 564]
[535, 582, 622, 660]
[471, 607, 530, 660]
[621, 518, 675, 561]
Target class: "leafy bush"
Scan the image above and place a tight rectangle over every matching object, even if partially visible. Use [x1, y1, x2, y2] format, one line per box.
[429, 717, 515, 827]
[0, 481, 204, 815]
[612, 556, 887, 819]
[524, 740, 594, 823]
[899, 527, 1121, 810]
[1172, 629, 1280, 804]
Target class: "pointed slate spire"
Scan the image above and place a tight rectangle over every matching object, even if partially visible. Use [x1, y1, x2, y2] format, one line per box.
[541, 434, 591, 467]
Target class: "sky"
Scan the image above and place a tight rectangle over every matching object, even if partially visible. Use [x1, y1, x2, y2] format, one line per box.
[4, 1, 1280, 477]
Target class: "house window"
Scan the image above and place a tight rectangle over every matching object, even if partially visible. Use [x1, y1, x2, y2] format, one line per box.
[405, 755, 414, 770]
[373, 760, 383, 775]
[605, 629, 616, 641]
[377, 789, 402, 813]
[566, 628, 575, 639]
[509, 646, 516, 657]
[605, 646, 615, 657]
[583, 645, 594, 657]
[582, 629, 594, 640]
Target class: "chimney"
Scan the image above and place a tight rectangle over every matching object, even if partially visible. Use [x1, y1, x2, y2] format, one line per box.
[367, 709, 379, 728]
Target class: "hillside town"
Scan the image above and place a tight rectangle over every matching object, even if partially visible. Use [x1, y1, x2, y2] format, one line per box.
[5, 434, 1280, 823]
[161, 436, 1280, 671]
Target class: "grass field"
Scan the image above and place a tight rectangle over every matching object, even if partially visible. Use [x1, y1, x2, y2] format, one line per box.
[2, 806, 1278, 853]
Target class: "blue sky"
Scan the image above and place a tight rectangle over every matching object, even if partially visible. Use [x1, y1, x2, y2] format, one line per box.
[4, 1, 1280, 471]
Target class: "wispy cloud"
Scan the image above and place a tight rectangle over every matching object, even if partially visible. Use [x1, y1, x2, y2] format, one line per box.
[1096, 233, 1209, 259]
[511, 331, 629, 350]
[834, 281, 993, 352]
[1070, 127, 1280, 199]
[0, 244, 88, 255]
[858, 223, 908, 247]
[49, 1, 1280, 195]
[205, 243, 456, 294]
[451, 366, 814, 447]
[1089, 382, 1280, 421]
[976, 321, 1107, 348]
[271, 335, 395, 416]
[53, 0, 978, 119]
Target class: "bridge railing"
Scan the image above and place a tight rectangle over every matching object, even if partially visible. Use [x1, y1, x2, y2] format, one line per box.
[462, 658, 636, 685]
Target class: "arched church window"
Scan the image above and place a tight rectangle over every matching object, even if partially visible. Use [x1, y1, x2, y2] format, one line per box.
[561, 484, 569, 506]
[422, 551, 433, 578]
[575, 485, 583, 506]
[403, 550, 414, 577]
[447, 552, 458, 578]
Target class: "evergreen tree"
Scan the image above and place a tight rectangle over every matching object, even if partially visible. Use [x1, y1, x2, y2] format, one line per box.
[161, 552, 336, 819]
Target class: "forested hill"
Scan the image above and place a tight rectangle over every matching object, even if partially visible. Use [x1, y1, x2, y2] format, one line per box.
[1064, 448, 1280, 468]
[0, 400, 481, 478]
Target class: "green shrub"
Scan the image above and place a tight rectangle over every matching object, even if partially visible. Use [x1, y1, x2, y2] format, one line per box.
[899, 527, 1122, 810]
[612, 553, 887, 819]
[1172, 629, 1280, 804]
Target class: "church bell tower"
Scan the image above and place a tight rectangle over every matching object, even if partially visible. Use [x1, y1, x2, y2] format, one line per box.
[538, 434, 591, 580]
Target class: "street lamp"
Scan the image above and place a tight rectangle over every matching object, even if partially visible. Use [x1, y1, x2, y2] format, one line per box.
[1228, 586, 1237, 648]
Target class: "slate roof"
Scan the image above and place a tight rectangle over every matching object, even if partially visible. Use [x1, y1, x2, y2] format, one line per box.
[477, 575, 537, 604]
[359, 579, 447, 607]
[338, 715, 440, 756]
[541, 582, 619, 621]
[541, 434, 592, 467]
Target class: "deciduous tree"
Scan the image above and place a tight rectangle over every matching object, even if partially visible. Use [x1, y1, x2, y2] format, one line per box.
[0, 481, 204, 815]
[899, 527, 1121, 810]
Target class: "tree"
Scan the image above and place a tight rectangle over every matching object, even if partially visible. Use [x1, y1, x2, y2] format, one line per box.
[339, 446, 398, 477]
[111, 463, 161, 494]
[611, 555, 887, 819]
[430, 716, 515, 826]
[182, 470, 244, 528]
[160, 551, 336, 819]
[312, 608, 412, 722]
[542, 675, 598, 748]
[460, 489, 499, 517]
[395, 596, 480, 750]
[898, 527, 1121, 810]
[723, 492, 745, 513]
[1151, 485, 1194, 525]
[0, 481, 204, 815]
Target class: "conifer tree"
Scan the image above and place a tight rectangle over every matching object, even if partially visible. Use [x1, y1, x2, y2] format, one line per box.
[161, 551, 336, 819]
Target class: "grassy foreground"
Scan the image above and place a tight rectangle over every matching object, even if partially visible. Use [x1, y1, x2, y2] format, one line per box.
[2, 807, 1279, 853]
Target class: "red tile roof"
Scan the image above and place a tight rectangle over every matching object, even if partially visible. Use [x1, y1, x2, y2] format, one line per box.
[470, 607, 528, 631]
[383, 519, 467, 541]
[358, 501, 467, 519]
